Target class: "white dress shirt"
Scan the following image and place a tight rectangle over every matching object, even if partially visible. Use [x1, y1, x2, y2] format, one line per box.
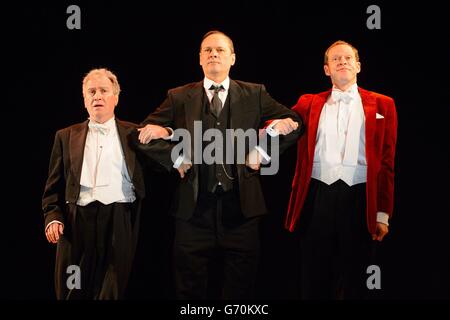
[78, 117, 136, 206]
[312, 83, 367, 186]
[311, 84, 388, 225]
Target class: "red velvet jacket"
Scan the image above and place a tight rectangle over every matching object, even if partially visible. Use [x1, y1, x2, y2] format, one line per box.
[285, 87, 397, 235]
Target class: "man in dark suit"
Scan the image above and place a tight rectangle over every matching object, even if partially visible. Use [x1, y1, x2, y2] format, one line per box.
[42, 68, 147, 299]
[135, 30, 303, 299]
[285, 40, 398, 299]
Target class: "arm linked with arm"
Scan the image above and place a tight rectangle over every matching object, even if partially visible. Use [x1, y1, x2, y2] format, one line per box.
[259, 85, 304, 156]
[134, 92, 178, 171]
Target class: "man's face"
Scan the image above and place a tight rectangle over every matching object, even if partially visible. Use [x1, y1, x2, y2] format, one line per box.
[199, 33, 236, 81]
[324, 44, 361, 88]
[83, 74, 118, 123]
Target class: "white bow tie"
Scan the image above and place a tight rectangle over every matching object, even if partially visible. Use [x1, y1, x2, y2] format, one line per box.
[331, 90, 353, 104]
[88, 122, 110, 135]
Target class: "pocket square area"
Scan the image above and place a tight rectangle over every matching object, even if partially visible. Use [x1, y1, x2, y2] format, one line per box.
[376, 113, 384, 119]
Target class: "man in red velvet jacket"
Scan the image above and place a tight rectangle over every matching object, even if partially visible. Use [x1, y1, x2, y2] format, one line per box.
[285, 41, 397, 299]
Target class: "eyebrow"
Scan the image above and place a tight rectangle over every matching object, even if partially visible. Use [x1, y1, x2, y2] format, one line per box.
[86, 86, 110, 91]
[202, 46, 226, 50]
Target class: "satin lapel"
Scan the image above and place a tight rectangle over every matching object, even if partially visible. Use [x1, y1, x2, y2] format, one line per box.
[359, 87, 376, 163]
[228, 79, 244, 130]
[307, 91, 330, 161]
[69, 121, 88, 182]
[116, 119, 136, 179]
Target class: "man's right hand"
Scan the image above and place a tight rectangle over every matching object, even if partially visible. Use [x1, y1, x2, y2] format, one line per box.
[177, 162, 192, 178]
[138, 124, 170, 144]
[45, 223, 64, 244]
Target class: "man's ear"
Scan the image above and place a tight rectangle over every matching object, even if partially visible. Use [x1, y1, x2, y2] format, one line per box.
[324, 64, 331, 76]
[356, 61, 361, 74]
[231, 53, 236, 66]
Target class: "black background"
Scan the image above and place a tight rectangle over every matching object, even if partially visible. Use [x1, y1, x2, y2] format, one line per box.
[2, 0, 450, 306]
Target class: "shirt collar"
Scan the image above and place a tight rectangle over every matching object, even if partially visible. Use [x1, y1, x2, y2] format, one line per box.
[203, 76, 230, 92]
[88, 116, 116, 131]
[332, 83, 358, 97]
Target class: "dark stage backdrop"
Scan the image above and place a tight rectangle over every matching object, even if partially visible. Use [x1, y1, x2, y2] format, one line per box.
[3, 0, 449, 305]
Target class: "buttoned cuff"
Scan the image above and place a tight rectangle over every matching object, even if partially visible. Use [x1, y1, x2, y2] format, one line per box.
[173, 155, 184, 169]
[376, 211, 389, 226]
[45, 220, 64, 232]
[266, 120, 282, 137]
[254, 146, 271, 163]
[163, 127, 174, 140]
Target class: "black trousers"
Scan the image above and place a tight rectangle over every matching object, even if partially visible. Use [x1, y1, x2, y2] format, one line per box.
[299, 179, 374, 299]
[174, 188, 260, 299]
[55, 201, 135, 300]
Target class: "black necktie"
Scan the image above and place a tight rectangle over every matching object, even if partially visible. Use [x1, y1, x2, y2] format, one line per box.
[209, 84, 224, 117]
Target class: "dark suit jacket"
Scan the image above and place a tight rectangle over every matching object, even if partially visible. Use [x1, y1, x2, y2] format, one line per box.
[136, 79, 303, 220]
[42, 119, 145, 228]
[285, 87, 398, 235]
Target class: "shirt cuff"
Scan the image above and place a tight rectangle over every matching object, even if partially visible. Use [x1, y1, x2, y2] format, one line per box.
[376, 211, 389, 226]
[254, 146, 271, 163]
[163, 127, 174, 140]
[266, 120, 282, 137]
[173, 155, 184, 169]
[45, 220, 64, 232]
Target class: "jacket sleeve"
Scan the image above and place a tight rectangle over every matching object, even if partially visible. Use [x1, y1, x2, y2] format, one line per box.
[259, 85, 304, 155]
[136, 91, 178, 171]
[377, 97, 398, 216]
[42, 131, 66, 228]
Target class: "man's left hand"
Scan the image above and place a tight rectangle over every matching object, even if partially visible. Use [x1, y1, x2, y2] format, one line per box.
[273, 118, 299, 135]
[138, 124, 170, 144]
[372, 222, 389, 241]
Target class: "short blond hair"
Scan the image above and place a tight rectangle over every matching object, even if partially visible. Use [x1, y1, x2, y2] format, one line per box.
[324, 40, 359, 65]
[82, 68, 121, 95]
[200, 30, 235, 54]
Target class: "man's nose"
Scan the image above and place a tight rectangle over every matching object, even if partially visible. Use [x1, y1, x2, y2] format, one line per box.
[93, 91, 102, 99]
[209, 49, 219, 57]
[338, 56, 347, 65]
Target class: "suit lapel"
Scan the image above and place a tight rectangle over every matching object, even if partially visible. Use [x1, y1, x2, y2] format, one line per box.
[308, 91, 330, 161]
[116, 119, 136, 179]
[183, 82, 204, 168]
[228, 79, 244, 129]
[184, 81, 204, 136]
[69, 121, 88, 182]
[358, 87, 376, 161]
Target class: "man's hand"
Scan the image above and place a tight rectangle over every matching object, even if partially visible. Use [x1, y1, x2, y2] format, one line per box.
[45, 223, 64, 244]
[372, 222, 389, 241]
[245, 148, 262, 171]
[138, 124, 170, 144]
[272, 118, 299, 135]
[177, 162, 192, 178]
